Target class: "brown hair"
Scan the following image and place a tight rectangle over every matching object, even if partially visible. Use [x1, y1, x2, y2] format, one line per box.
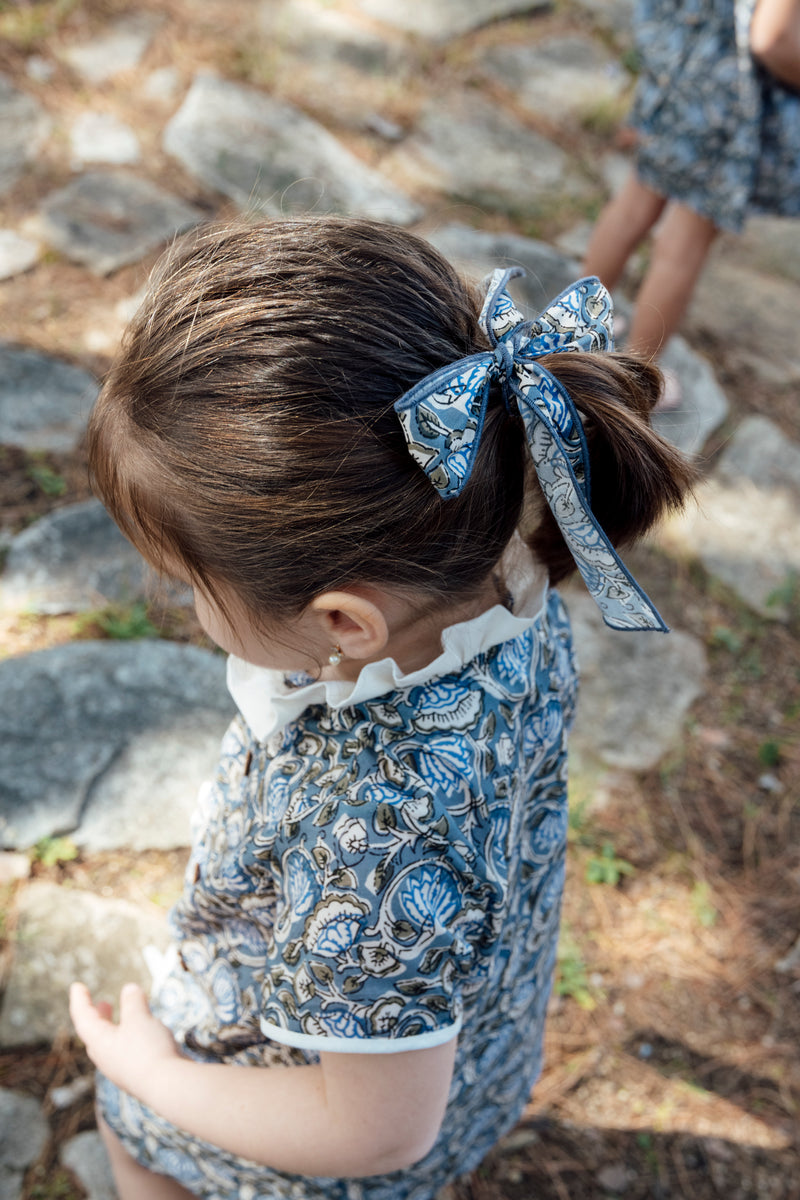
[88, 217, 695, 626]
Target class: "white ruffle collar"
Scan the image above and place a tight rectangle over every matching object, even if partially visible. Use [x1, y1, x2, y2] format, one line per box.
[227, 539, 548, 743]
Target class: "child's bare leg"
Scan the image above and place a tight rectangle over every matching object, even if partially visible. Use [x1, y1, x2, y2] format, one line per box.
[626, 201, 719, 362]
[582, 173, 668, 291]
[98, 1117, 198, 1200]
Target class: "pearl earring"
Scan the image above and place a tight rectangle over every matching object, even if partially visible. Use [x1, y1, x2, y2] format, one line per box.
[328, 644, 343, 666]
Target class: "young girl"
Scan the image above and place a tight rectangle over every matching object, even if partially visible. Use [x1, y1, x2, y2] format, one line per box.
[582, 0, 800, 403]
[70, 217, 695, 1200]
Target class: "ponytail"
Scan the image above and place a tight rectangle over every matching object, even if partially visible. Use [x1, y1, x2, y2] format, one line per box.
[524, 353, 698, 585]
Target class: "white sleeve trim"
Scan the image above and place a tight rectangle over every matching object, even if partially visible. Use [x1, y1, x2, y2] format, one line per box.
[260, 1015, 462, 1055]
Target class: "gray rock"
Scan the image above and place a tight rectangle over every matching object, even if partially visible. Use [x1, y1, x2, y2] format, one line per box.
[164, 74, 420, 224]
[353, 0, 552, 40]
[566, 591, 707, 771]
[386, 93, 592, 212]
[142, 66, 180, 103]
[0, 1090, 48, 1174]
[260, 0, 408, 73]
[572, 0, 636, 36]
[719, 215, 800, 288]
[70, 113, 141, 167]
[478, 34, 629, 125]
[1, 498, 170, 616]
[0, 640, 234, 851]
[0, 853, 30, 885]
[0, 73, 51, 197]
[30, 171, 203, 276]
[0, 230, 40, 281]
[651, 336, 730, 456]
[660, 417, 800, 620]
[0, 883, 170, 1046]
[426, 222, 580, 313]
[0, 343, 96, 452]
[60, 13, 163, 84]
[26, 55, 55, 84]
[690, 259, 800, 384]
[61, 1131, 118, 1200]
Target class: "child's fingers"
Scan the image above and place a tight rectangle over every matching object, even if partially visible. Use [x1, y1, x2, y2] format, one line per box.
[69, 981, 101, 1038]
[119, 981, 150, 1022]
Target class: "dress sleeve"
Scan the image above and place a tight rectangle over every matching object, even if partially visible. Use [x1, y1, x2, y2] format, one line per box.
[259, 754, 477, 1055]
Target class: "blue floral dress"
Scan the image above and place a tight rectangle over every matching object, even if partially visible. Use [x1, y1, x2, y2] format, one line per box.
[631, 0, 800, 230]
[98, 548, 578, 1200]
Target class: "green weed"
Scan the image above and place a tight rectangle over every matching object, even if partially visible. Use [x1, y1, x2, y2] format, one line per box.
[26, 455, 67, 497]
[74, 601, 158, 641]
[31, 836, 78, 868]
[690, 880, 718, 928]
[758, 739, 782, 768]
[585, 841, 635, 886]
[555, 937, 597, 1010]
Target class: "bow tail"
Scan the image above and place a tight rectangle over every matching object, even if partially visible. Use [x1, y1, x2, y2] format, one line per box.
[520, 409, 668, 632]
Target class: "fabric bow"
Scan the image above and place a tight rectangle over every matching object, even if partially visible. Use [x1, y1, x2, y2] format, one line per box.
[394, 268, 667, 632]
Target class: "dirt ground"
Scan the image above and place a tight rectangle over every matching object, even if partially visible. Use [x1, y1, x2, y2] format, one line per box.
[1, 1, 799, 1198]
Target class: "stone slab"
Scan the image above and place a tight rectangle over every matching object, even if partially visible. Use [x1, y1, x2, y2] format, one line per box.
[478, 34, 629, 125]
[660, 417, 800, 620]
[0, 498, 188, 616]
[0, 1089, 48, 1169]
[30, 171, 203, 276]
[70, 112, 141, 167]
[386, 93, 592, 212]
[0, 230, 40, 281]
[566, 591, 707, 771]
[722, 216, 800, 287]
[690, 260, 800, 385]
[60, 14, 163, 84]
[0, 343, 96, 452]
[353, 0, 552, 40]
[260, 0, 409, 73]
[0, 73, 51, 197]
[426, 222, 580, 314]
[0, 883, 170, 1046]
[572, 0, 636, 36]
[61, 1132, 117, 1200]
[651, 336, 730, 457]
[163, 74, 420, 224]
[0, 640, 234, 851]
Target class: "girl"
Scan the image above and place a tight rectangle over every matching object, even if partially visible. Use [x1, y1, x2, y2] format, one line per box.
[70, 217, 695, 1200]
[582, 0, 800, 404]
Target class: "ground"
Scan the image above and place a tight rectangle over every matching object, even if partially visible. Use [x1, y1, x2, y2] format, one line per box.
[1, 1, 799, 1198]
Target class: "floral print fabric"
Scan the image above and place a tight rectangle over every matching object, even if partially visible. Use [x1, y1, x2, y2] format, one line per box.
[98, 588, 578, 1200]
[631, 0, 800, 231]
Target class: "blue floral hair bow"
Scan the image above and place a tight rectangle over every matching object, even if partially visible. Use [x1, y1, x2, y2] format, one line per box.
[394, 267, 667, 632]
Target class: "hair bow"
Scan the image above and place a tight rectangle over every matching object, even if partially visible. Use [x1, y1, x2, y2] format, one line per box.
[394, 267, 667, 632]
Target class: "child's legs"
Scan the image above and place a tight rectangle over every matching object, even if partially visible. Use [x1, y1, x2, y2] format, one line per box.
[98, 1116, 198, 1200]
[581, 173, 668, 291]
[627, 201, 720, 361]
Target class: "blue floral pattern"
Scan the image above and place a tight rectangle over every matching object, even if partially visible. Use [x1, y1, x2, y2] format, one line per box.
[631, 0, 800, 232]
[395, 270, 667, 633]
[98, 590, 578, 1200]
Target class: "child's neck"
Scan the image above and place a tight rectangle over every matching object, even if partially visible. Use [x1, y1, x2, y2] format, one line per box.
[324, 576, 503, 683]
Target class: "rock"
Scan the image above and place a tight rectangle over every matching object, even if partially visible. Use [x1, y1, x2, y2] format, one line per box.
[566, 591, 707, 771]
[30, 171, 203, 276]
[0, 883, 171, 1046]
[0, 853, 30, 885]
[0, 73, 51, 197]
[572, 0, 636, 36]
[142, 66, 180, 103]
[477, 34, 629, 125]
[49, 1075, 94, 1110]
[0, 640, 234, 851]
[70, 113, 141, 167]
[718, 215, 800, 287]
[597, 1162, 633, 1192]
[61, 1131, 118, 1200]
[0, 343, 96, 452]
[690, 259, 800, 384]
[660, 417, 800, 620]
[260, 0, 408, 73]
[426, 222, 580, 313]
[60, 13, 163, 84]
[26, 56, 55, 84]
[0, 1089, 48, 1199]
[353, 0, 552, 40]
[0, 230, 40, 281]
[0, 498, 183, 616]
[651, 336, 730, 456]
[385, 92, 592, 212]
[164, 74, 420, 224]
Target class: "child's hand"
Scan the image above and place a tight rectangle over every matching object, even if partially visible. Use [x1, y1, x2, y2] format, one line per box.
[69, 981, 179, 1102]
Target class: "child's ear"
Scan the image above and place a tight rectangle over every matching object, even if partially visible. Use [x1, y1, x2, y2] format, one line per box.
[310, 590, 390, 661]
